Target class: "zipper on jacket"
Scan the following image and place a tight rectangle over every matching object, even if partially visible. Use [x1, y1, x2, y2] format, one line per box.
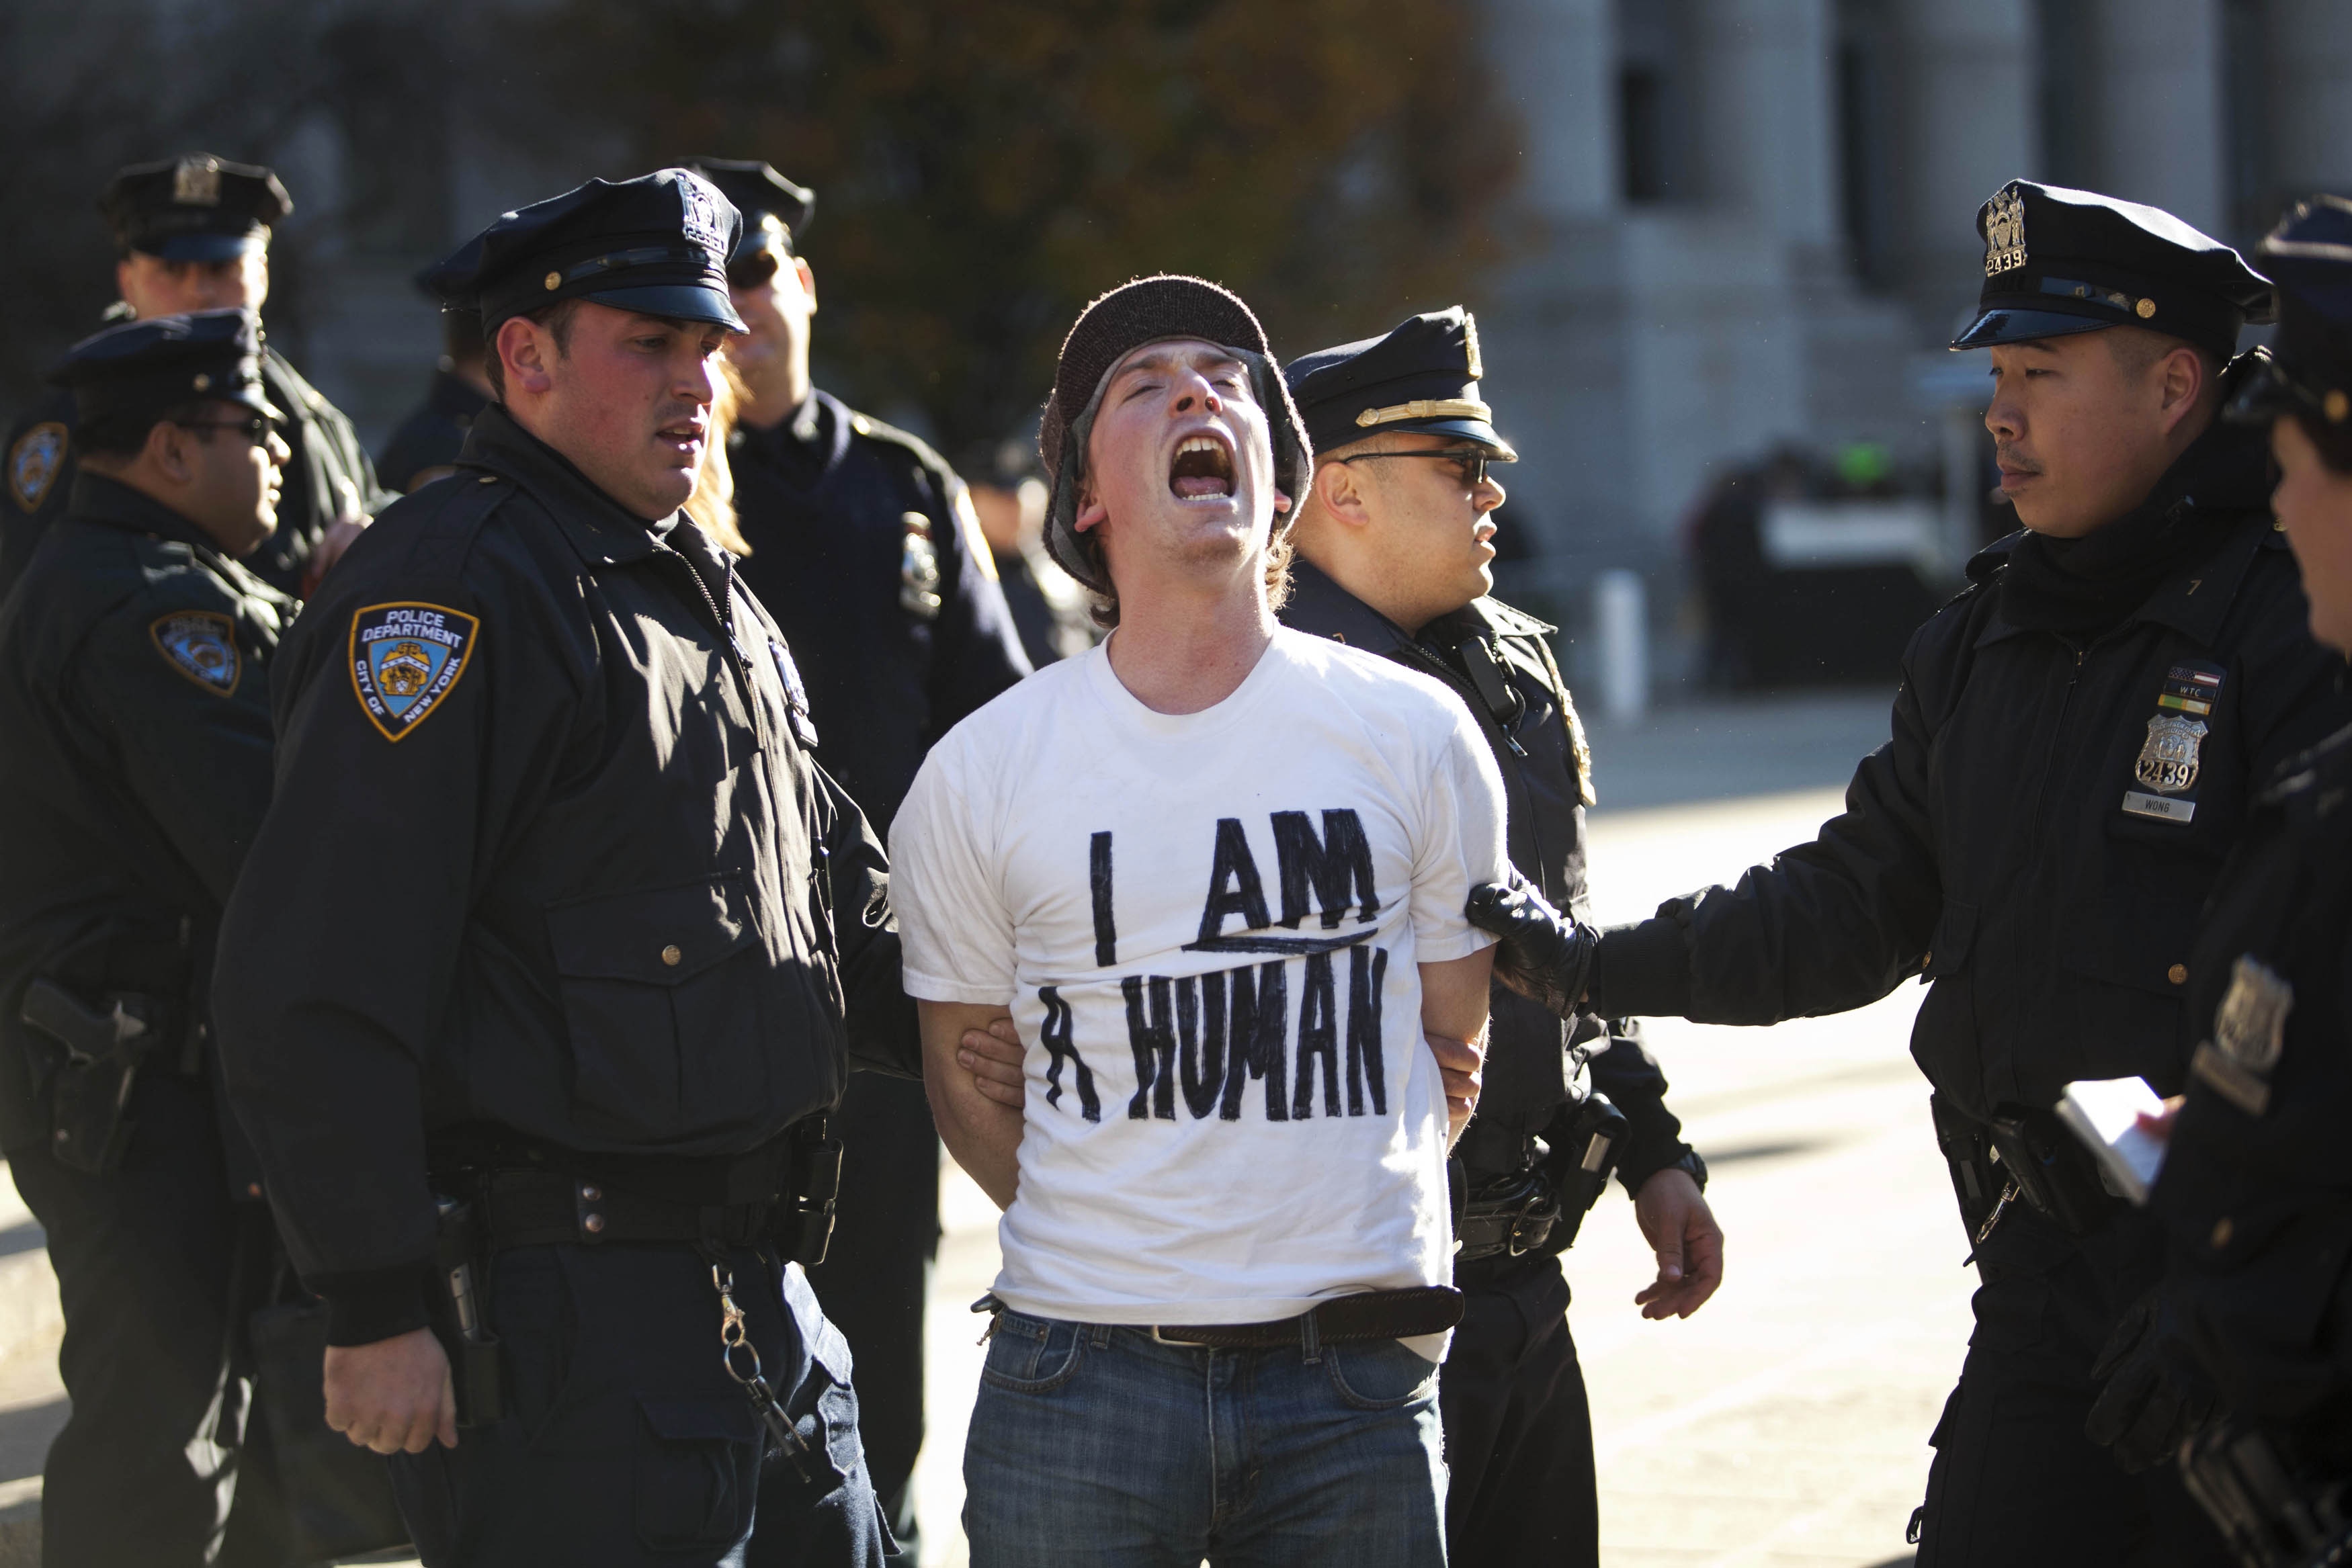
[661, 543, 773, 755]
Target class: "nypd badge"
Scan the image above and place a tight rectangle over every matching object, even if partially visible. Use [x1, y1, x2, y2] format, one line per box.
[898, 512, 942, 619]
[769, 637, 820, 749]
[150, 611, 240, 695]
[349, 602, 478, 742]
[1984, 186, 2027, 277]
[173, 155, 222, 208]
[2216, 954, 2293, 1074]
[678, 173, 728, 262]
[9, 423, 67, 514]
[2134, 713, 2208, 794]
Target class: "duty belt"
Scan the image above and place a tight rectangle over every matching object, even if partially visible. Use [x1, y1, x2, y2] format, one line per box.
[1148, 1285, 1464, 1348]
[471, 1168, 780, 1250]
[1456, 1169, 1562, 1262]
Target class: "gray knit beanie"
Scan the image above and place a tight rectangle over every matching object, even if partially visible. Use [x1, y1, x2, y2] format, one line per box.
[1037, 275, 1312, 594]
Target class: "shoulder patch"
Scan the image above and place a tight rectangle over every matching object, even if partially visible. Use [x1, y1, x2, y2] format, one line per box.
[349, 601, 478, 741]
[150, 611, 240, 695]
[9, 423, 69, 514]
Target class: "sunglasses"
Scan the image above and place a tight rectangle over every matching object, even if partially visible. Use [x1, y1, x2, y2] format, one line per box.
[178, 413, 283, 445]
[1335, 447, 1501, 488]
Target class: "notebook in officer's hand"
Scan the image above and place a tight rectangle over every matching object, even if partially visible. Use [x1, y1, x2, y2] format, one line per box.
[2056, 1077, 2169, 1206]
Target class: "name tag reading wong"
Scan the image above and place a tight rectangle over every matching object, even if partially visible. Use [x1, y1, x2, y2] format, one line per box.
[2121, 790, 2195, 824]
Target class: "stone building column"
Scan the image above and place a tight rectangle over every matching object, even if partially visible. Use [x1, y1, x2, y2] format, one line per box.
[2087, 0, 2226, 232]
[1886, 0, 2038, 333]
[2264, 0, 2352, 206]
[1687, 0, 1837, 249]
[1486, 0, 1618, 222]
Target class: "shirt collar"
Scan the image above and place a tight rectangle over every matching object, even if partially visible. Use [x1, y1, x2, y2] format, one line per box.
[68, 470, 226, 554]
[458, 402, 669, 566]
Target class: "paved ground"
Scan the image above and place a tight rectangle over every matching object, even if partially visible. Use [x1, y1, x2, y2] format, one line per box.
[0, 686, 1975, 1568]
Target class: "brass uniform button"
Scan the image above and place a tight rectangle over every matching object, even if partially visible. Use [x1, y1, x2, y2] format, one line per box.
[2328, 388, 2351, 423]
[2212, 1217, 2234, 1249]
[2168, 963, 2188, 986]
[2135, 298, 2156, 319]
[661, 944, 682, 967]
[247, 1182, 263, 1198]
[583, 1212, 606, 1235]
[1922, 951, 1933, 970]
[544, 270, 562, 291]
[579, 1184, 602, 1202]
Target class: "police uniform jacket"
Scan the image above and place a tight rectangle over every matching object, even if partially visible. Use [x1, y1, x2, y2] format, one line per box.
[726, 389, 1030, 832]
[376, 367, 491, 494]
[1585, 416, 2346, 1129]
[212, 402, 916, 1344]
[1281, 559, 1693, 1193]
[0, 472, 287, 1154]
[2, 345, 390, 601]
[2152, 713, 2352, 1432]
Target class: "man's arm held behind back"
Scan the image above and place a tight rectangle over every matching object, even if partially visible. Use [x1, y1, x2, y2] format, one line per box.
[1419, 948, 1494, 1149]
[921, 998, 1024, 1210]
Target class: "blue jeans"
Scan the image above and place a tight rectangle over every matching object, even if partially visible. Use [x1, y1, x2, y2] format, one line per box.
[962, 1309, 1447, 1567]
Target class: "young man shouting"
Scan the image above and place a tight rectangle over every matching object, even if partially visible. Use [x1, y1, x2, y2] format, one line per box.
[896, 276, 1507, 1567]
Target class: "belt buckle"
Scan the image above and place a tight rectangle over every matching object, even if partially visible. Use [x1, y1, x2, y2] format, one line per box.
[1504, 1188, 1558, 1257]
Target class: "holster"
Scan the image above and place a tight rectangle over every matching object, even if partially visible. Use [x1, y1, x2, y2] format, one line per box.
[1536, 1091, 1630, 1257]
[1930, 1092, 2003, 1244]
[1930, 1094, 2118, 1242]
[2179, 1417, 2352, 1568]
[772, 1113, 844, 1267]
[431, 1198, 504, 1430]
[19, 977, 169, 1176]
[1986, 1105, 2117, 1237]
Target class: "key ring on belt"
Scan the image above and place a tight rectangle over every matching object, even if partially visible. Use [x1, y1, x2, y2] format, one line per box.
[712, 1263, 815, 1479]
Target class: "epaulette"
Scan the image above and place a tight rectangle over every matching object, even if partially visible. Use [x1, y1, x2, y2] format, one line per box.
[1471, 594, 1558, 640]
[387, 466, 512, 578]
[843, 406, 958, 484]
[1964, 529, 2025, 586]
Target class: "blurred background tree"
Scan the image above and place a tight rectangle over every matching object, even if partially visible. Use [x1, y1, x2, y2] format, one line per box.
[500, 0, 1518, 452]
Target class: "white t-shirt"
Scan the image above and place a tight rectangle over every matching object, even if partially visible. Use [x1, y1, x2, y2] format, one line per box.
[892, 627, 1508, 1332]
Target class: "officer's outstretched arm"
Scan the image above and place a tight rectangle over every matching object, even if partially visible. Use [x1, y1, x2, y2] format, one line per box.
[1580, 670, 1943, 1025]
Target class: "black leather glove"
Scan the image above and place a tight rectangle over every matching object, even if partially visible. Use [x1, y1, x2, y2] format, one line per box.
[1465, 873, 1599, 1022]
[2086, 1285, 2218, 1473]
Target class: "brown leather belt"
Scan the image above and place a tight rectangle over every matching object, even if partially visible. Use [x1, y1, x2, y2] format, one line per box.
[1150, 1285, 1464, 1348]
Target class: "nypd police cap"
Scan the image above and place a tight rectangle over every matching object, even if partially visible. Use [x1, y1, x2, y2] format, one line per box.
[100, 153, 290, 263]
[1284, 306, 1517, 460]
[1953, 180, 2273, 361]
[2228, 195, 2352, 431]
[436, 169, 746, 335]
[682, 158, 814, 269]
[48, 308, 283, 432]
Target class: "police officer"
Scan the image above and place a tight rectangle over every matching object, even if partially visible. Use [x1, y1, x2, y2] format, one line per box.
[3, 154, 388, 601]
[376, 269, 493, 494]
[683, 157, 1032, 1560]
[1282, 308, 1720, 1563]
[0, 310, 301, 1565]
[1470, 183, 2349, 1565]
[2126, 195, 2352, 1568]
[212, 170, 914, 1565]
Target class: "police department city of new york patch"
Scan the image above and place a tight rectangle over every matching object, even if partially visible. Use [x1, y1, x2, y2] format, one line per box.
[150, 610, 240, 696]
[8, 423, 67, 514]
[2216, 953, 2293, 1074]
[349, 601, 478, 742]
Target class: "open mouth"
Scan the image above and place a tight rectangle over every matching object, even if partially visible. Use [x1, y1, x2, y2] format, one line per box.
[1169, 432, 1236, 500]
[656, 421, 708, 462]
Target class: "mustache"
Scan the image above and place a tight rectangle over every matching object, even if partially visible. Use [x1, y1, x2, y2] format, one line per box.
[1994, 442, 2042, 476]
